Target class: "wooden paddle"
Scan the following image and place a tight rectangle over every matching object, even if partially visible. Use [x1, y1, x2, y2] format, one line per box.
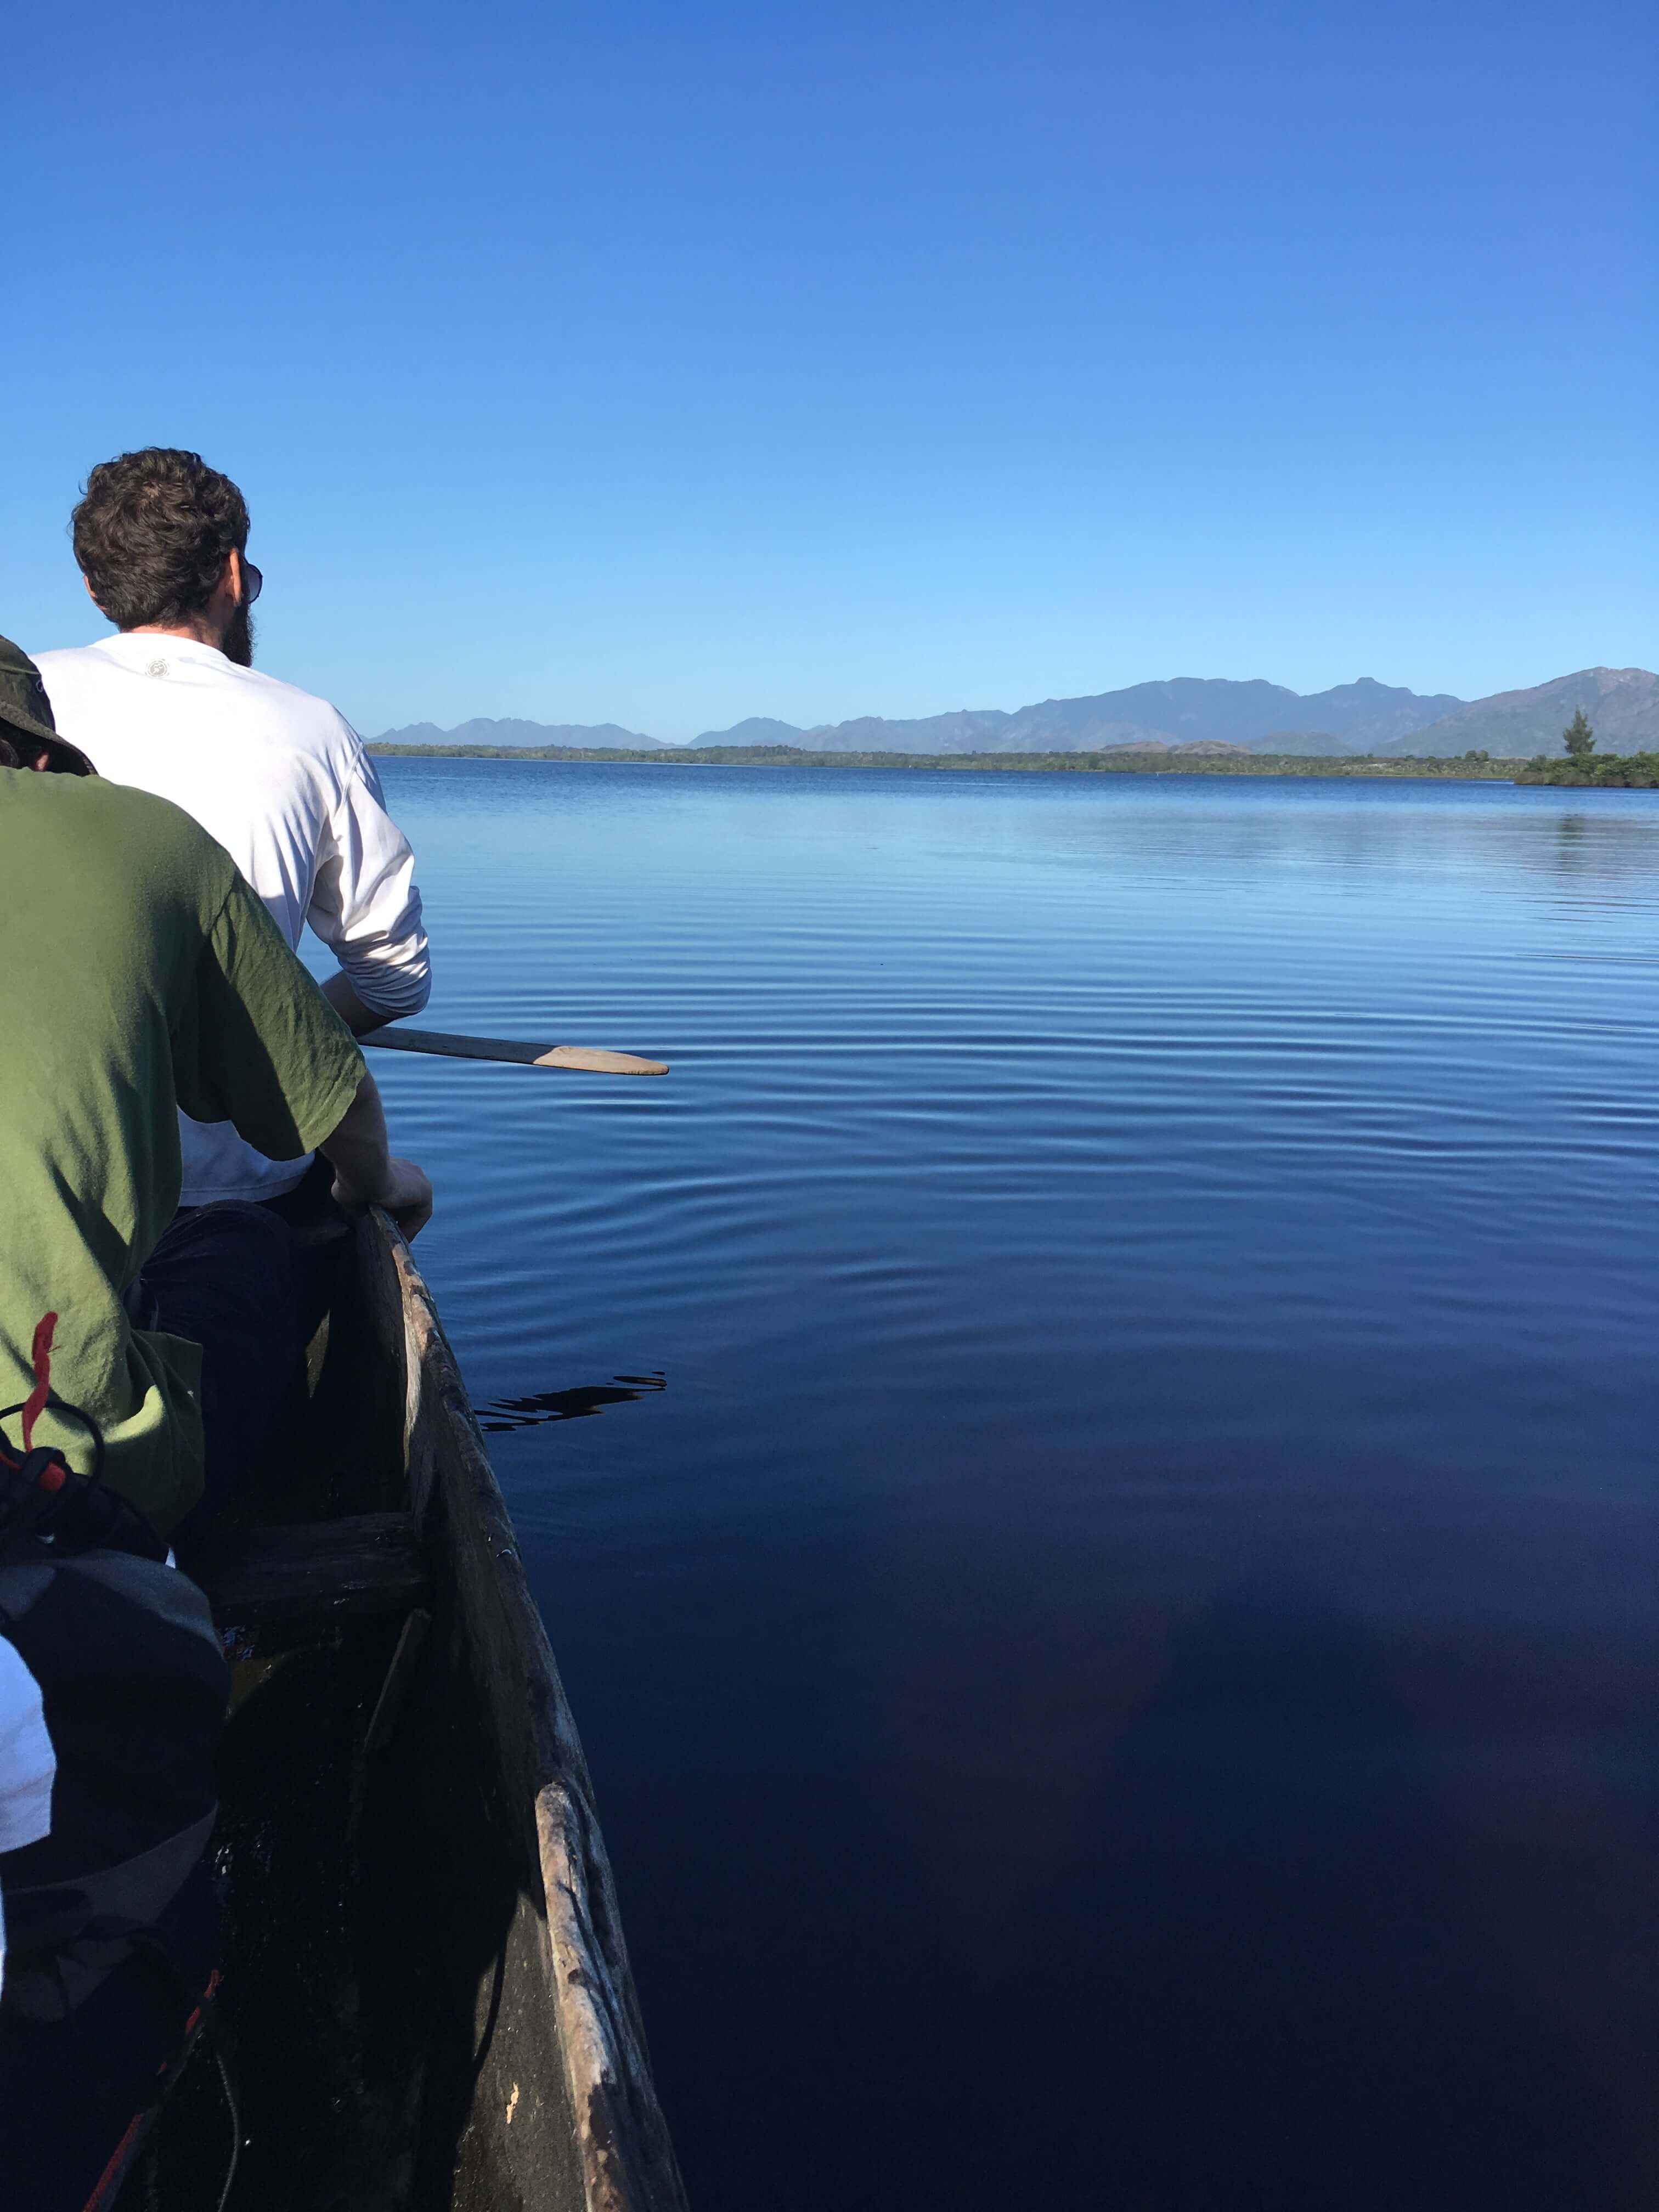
[362, 1026, 668, 1076]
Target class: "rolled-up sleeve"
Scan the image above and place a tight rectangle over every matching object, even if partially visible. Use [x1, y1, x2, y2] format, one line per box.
[175, 872, 368, 1159]
[307, 730, 432, 1017]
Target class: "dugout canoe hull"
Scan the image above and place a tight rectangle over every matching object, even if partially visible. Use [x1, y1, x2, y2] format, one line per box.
[131, 1210, 685, 2211]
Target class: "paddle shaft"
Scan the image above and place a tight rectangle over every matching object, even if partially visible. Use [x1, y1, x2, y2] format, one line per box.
[362, 1027, 668, 1076]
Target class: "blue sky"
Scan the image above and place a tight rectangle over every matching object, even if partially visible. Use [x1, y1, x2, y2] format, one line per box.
[4, 0, 1654, 738]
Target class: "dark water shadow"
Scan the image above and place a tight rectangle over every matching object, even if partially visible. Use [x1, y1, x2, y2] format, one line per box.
[478, 1373, 667, 1433]
[623, 1574, 1648, 2212]
[1017, 1579, 1615, 2211]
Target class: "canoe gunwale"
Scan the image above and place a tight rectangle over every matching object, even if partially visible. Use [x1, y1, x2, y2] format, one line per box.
[368, 1209, 687, 2212]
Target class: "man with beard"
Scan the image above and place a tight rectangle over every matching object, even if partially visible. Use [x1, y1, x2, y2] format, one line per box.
[37, 445, 430, 1081]
[36, 448, 432, 1521]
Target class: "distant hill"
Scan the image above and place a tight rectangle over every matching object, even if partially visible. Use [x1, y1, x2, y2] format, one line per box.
[377, 669, 1658, 762]
[375, 716, 668, 749]
[1256, 729, 1344, 756]
[1093, 739, 1251, 757]
[690, 716, 806, 748]
[692, 676, 1467, 755]
[1407, 668, 1659, 757]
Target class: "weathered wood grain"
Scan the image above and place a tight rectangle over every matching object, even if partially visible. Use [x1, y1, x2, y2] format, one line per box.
[381, 1215, 687, 2211]
[193, 1512, 430, 1631]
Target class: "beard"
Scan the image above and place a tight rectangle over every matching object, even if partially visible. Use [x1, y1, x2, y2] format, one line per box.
[223, 596, 256, 667]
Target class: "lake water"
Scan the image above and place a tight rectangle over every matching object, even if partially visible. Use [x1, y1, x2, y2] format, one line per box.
[360, 760, 1658, 2210]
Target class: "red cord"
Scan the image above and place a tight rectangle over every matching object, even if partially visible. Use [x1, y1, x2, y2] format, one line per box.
[21, 1311, 57, 1452]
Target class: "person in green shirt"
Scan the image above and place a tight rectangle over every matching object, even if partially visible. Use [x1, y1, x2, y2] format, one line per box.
[0, 634, 432, 1536]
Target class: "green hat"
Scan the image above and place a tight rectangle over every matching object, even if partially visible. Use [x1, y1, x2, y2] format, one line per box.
[0, 635, 94, 775]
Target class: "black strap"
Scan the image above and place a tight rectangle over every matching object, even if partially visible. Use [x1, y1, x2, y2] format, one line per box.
[0, 1393, 163, 1565]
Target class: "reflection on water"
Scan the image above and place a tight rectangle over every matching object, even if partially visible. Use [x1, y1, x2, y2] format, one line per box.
[357, 763, 1659, 2212]
[477, 1373, 667, 1433]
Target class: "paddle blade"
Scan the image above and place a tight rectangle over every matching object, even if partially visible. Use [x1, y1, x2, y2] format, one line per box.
[535, 1045, 670, 1076]
[362, 1026, 669, 1074]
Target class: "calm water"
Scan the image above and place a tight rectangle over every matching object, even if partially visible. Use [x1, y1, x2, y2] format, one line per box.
[357, 761, 1658, 2210]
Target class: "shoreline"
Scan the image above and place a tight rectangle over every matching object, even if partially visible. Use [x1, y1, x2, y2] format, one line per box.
[367, 742, 1528, 781]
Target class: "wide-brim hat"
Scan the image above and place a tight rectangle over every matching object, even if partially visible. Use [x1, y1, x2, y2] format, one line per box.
[0, 634, 95, 775]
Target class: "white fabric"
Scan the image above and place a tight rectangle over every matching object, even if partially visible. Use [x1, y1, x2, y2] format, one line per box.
[37, 634, 430, 1203]
[0, 1635, 56, 1999]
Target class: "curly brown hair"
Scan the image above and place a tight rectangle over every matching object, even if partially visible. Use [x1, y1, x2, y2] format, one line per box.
[71, 448, 250, 630]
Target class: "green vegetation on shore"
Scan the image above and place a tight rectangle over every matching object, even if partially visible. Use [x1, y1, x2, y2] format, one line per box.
[368, 742, 1525, 779]
[1515, 754, 1659, 787]
[1512, 706, 1659, 786]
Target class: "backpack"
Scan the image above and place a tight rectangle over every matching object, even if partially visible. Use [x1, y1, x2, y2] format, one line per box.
[0, 1314, 230, 2204]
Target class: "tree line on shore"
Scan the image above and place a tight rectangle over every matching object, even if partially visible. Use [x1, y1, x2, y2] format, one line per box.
[366, 742, 1523, 779]
[368, 708, 1658, 786]
[1514, 708, 1659, 787]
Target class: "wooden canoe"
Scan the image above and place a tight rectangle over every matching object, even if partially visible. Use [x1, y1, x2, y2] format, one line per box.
[126, 1209, 687, 2212]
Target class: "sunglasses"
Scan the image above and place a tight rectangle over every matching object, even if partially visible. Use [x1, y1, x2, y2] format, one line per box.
[241, 556, 263, 606]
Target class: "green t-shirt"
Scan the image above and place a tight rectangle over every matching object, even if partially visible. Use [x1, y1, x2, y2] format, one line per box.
[0, 768, 366, 1532]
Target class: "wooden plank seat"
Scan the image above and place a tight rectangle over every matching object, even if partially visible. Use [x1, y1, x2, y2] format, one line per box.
[190, 1511, 430, 1634]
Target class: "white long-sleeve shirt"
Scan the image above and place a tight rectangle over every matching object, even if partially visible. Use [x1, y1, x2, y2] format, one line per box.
[37, 633, 430, 1203]
[0, 1634, 55, 1999]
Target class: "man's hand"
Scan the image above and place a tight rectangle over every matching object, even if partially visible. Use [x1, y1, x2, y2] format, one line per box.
[332, 1155, 433, 1240]
[317, 1071, 433, 1238]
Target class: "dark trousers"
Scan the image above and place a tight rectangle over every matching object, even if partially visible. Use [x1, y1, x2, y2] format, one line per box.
[131, 1160, 346, 1542]
[136, 1201, 300, 1537]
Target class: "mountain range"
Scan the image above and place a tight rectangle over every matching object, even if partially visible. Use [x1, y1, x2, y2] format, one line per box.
[370, 715, 670, 750]
[376, 668, 1658, 760]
